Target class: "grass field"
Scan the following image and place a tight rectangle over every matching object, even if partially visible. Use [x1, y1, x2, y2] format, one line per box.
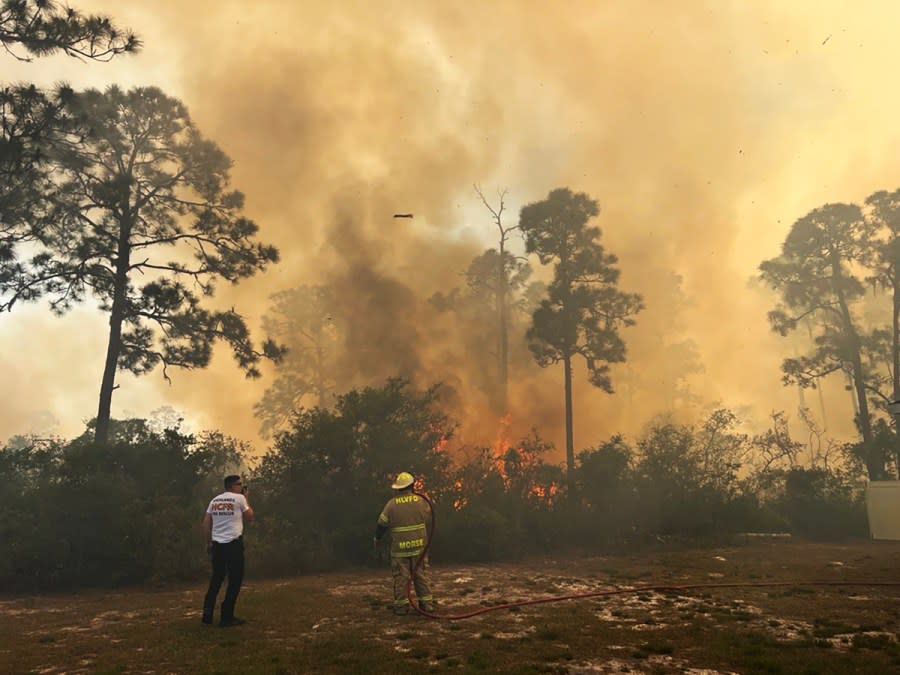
[2, 539, 899, 674]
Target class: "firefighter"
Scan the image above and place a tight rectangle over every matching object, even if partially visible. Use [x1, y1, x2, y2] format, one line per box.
[374, 471, 436, 615]
[201, 475, 254, 627]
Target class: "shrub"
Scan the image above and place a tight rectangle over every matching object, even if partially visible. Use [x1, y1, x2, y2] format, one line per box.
[0, 420, 247, 591]
[774, 467, 867, 539]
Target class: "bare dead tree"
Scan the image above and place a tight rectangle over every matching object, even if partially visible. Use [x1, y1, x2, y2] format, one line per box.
[474, 184, 520, 413]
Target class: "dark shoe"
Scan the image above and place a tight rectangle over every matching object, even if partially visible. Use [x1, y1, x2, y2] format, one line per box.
[393, 607, 409, 616]
[220, 617, 246, 627]
[419, 602, 435, 612]
[201, 612, 213, 625]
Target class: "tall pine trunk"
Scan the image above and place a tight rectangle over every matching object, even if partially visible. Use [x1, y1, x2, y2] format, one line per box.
[832, 254, 879, 477]
[893, 278, 900, 402]
[316, 336, 325, 409]
[497, 245, 509, 414]
[95, 213, 132, 445]
[563, 353, 574, 492]
[893, 273, 900, 478]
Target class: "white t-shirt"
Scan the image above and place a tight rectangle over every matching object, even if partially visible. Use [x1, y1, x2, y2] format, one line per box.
[206, 492, 249, 543]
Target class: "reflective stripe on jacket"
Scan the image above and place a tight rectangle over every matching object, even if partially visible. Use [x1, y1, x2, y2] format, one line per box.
[377, 492, 430, 558]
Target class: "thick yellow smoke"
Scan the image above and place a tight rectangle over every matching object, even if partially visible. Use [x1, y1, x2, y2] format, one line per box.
[3, 1, 900, 459]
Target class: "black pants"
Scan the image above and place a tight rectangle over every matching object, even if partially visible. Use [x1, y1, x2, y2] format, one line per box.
[203, 537, 244, 621]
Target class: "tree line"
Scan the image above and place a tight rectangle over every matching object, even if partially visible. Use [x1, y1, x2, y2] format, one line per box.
[257, 187, 900, 487]
[1, 379, 867, 591]
[4, 2, 900, 477]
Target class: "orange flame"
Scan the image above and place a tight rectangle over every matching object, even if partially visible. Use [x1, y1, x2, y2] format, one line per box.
[430, 422, 451, 453]
[452, 478, 467, 510]
[493, 414, 559, 506]
[492, 413, 514, 487]
[530, 481, 559, 506]
[450, 415, 559, 510]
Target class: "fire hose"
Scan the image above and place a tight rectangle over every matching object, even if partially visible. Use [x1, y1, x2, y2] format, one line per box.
[405, 491, 900, 621]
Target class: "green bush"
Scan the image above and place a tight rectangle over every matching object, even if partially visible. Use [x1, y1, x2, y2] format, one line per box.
[0, 396, 874, 593]
[775, 468, 867, 539]
[0, 421, 247, 591]
[249, 378, 455, 576]
[434, 503, 519, 562]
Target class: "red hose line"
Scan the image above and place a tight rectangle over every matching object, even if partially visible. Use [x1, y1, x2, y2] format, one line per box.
[405, 491, 900, 621]
[412, 579, 900, 621]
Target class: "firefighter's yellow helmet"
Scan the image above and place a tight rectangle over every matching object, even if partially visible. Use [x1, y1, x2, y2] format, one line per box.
[391, 471, 415, 490]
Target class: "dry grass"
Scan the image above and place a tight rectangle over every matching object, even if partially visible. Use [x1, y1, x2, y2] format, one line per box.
[2, 539, 899, 674]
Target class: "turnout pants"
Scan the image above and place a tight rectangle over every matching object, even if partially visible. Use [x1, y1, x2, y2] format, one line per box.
[203, 537, 244, 621]
[391, 555, 432, 611]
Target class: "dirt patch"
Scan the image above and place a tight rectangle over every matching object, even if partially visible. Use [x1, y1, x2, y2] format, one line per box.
[2, 541, 899, 674]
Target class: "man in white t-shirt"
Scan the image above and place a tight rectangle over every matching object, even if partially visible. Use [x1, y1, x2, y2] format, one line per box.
[201, 475, 254, 627]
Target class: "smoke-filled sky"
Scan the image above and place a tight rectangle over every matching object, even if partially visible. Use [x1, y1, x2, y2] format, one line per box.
[3, 0, 900, 458]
